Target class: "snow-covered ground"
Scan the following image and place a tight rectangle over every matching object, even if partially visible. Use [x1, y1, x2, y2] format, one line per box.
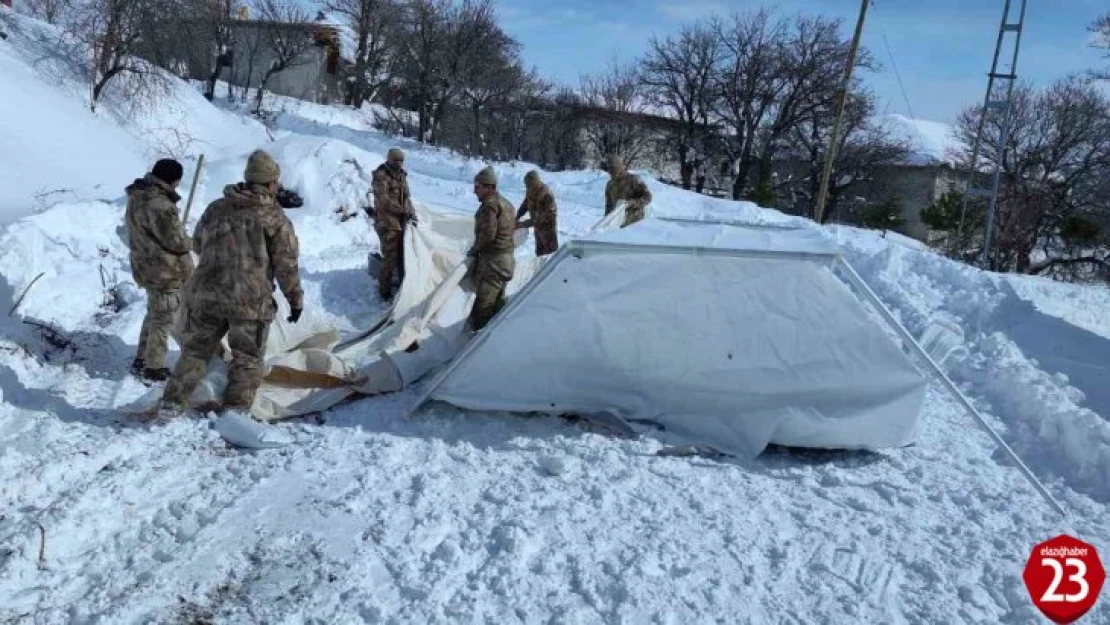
[2, 8, 1110, 623]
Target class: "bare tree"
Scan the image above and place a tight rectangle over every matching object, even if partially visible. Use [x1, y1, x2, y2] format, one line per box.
[199, 0, 236, 101]
[1090, 13, 1110, 80]
[250, 0, 316, 114]
[324, 0, 399, 107]
[392, 0, 452, 142]
[948, 77, 1110, 276]
[749, 14, 872, 202]
[426, 0, 503, 145]
[19, 0, 73, 24]
[491, 71, 550, 161]
[67, 0, 169, 111]
[779, 88, 910, 223]
[132, 0, 208, 80]
[712, 9, 786, 200]
[457, 28, 528, 157]
[640, 20, 722, 189]
[521, 87, 585, 170]
[578, 62, 656, 168]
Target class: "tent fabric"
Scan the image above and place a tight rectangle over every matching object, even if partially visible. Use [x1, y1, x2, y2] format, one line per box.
[421, 221, 927, 457]
[122, 203, 543, 419]
[122, 202, 926, 460]
[584, 217, 839, 259]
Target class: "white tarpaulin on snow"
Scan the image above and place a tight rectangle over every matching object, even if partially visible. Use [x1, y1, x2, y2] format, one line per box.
[122, 202, 542, 419]
[412, 218, 928, 457]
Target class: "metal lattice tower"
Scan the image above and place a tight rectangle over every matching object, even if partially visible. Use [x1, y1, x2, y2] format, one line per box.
[956, 0, 1028, 268]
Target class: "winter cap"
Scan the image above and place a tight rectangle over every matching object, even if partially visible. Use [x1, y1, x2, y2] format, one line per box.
[151, 159, 184, 185]
[524, 170, 541, 185]
[606, 154, 624, 173]
[474, 166, 497, 187]
[244, 149, 281, 184]
[387, 147, 405, 162]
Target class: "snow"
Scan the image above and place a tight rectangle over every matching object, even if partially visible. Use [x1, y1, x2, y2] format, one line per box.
[882, 114, 964, 166]
[0, 8, 268, 225]
[2, 9, 1110, 623]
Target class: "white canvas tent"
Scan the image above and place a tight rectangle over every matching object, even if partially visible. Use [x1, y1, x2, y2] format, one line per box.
[410, 217, 929, 457]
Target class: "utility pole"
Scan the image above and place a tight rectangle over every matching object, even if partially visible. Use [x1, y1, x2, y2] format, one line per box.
[813, 0, 870, 224]
[956, 0, 1027, 269]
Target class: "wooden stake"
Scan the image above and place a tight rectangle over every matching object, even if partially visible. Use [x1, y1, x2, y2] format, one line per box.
[813, 0, 870, 224]
[8, 272, 45, 317]
[182, 154, 206, 226]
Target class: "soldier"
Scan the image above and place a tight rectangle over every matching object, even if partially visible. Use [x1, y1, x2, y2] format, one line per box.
[466, 166, 516, 332]
[371, 147, 416, 300]
[161, 150, 303, 415]
[125, 159, 194, 382]
[603, 154, 653, 228]
[515, 170, 558, 256]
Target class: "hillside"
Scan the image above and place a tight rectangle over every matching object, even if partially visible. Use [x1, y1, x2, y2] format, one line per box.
[2, 9, 1110, 623]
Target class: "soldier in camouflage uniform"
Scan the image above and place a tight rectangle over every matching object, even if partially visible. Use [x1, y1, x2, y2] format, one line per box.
[371, 147, 417, 300]
[125, 159, 194, 382]
[515, 170, 558, 256]
[466, 166, 516, 332]
[603, 155, 653, 227]
[161, 150, 304, 412]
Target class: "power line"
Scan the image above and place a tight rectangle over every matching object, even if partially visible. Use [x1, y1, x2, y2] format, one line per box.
[881, 30, 917, 123]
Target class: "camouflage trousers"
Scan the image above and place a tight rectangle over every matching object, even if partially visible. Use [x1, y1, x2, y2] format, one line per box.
[534, 225, 559, 256]
[137, 288, 181, 368]
[376, 226, 405, 297]
[621, 204, 645, 228]
[162, 309, 270, 409]
[466, 254, 513, 332]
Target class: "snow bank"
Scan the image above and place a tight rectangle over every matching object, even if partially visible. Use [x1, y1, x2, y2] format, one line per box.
[0, 10, 146, 223]
[0, 9, 269, 225]
[841, 237, 1110, 503]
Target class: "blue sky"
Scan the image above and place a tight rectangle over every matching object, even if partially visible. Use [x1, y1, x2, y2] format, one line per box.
[496, 0, 1108, 123]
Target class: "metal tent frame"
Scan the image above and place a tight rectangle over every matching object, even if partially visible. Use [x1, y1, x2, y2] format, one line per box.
[406, 228, 1067, 518]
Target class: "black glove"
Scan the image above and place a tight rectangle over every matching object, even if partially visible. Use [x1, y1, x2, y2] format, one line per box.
[276, 188, 304, 209]
[287, 307, 302, 323]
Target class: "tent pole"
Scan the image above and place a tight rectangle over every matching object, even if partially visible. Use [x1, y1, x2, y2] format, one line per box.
[835, 258, 1067, 519]
[572, 240, 838, 264]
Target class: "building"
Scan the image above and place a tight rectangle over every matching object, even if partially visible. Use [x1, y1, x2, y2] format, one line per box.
[224, 20, 344, 103]
[163, 17, 347, 105]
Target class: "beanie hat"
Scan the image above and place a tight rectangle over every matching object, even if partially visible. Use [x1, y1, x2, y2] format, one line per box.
[474, 166, 497, 187]
[151, 159, 184, 185]
[606, 154, 624, 173]
[387, 147, 405, 161]
[524, 170, 540, 185]
[244, 149, 281, 184]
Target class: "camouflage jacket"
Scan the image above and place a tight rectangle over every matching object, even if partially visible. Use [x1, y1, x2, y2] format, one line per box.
[516, 183, 557, 230]
[124, 174, 194, 291]
[187, 183, 303, 321]
[371, 163, 414, 231]
[605, 172, 653, 213]
[469, 192, 517, 259]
